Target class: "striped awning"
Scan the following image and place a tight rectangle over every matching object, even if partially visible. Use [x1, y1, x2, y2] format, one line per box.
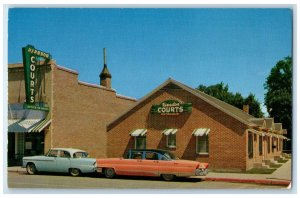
[130, 129, 147, 137]
[8, 118, 50, 133]
[30, 117, 51, 132]
[162, 129, 178, 135]
[193, 128, 210, 136]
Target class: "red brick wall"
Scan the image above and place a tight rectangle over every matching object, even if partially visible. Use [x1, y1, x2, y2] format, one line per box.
[51, 65, 135, 158]
[107, 86, 248, 170]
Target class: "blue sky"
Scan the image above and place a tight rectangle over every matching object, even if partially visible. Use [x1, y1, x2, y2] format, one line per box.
[8, 8, 292, 114]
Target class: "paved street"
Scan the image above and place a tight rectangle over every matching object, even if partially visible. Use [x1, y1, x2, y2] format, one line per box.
[6, 171, 287, 192]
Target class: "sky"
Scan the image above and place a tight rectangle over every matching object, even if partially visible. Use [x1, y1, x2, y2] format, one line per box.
[7, 8, 292, 114]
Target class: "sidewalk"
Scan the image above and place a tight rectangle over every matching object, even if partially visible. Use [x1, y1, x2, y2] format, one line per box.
[7, 160, 291, 186]
[203, 159, 291, 186]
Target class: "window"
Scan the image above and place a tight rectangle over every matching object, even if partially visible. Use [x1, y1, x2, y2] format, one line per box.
[59, 150, 71, 158]
[196, 135, 209, 154]
[73, 152, 88, 158]
[259, 135, 263, 155]
[47, 150, 58, 157]
[131, 151, 143, 159]
[248, 133, 253, 159]
[135, 136, 146, 149]
[167, 134, 176, 148]
[145, 152, 158, 160]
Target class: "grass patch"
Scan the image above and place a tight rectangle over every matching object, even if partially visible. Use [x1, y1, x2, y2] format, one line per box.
[246, 168, 276, 174]
[278, 159, 289, 163]
[269, 163, 282, 168]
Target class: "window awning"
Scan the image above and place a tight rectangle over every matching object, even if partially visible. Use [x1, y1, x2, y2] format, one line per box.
[193, 128, 210, 136]
[162, 129, 178, 135]
[130, 129, 147, 137]
[8, 118, 50, 133]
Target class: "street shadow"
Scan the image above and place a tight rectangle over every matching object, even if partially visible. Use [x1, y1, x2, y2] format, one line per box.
[104, 175, 203, 183]
[20, 171, 99, 178]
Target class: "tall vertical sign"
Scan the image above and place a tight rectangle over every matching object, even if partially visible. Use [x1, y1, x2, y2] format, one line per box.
[22, 45, 51, 111]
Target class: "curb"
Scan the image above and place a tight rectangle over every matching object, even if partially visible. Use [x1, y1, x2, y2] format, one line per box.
[204, 177, 291, 186]
[8, 168, 26, 173]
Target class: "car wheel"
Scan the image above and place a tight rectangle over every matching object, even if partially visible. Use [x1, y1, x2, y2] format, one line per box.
[26, 163, 37, 175]
[104, 168, 116, 178]
[70, 168, 81, 177]
[161, 174, 175, 181]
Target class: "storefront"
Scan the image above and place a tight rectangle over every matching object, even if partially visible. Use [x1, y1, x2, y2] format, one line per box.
[8, 46, 136, 165]
[106, 78, 288, 171]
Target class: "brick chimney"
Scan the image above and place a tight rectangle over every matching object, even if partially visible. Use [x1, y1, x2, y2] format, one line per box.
[99, 48, 112, 88]
[243, 105, 249, 114]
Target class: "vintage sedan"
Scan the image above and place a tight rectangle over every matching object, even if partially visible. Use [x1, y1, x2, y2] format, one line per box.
[22, 148, 96, 176]
[96, 149, 208, 181]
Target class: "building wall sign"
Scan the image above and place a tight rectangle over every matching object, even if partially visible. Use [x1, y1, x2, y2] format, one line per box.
[22, 45, 51, 111]
[151, 100, 192, 115]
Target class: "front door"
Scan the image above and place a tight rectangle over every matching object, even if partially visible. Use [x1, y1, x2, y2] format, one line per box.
[139, 151, 159, 176]
[55, 150, 71, 173]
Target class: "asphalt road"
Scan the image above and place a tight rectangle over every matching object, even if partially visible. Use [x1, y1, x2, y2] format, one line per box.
[6, 171, 287, 192]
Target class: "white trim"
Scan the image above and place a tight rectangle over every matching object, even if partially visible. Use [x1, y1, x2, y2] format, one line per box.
[116, 94, 136, 101]
[56, 64, 78, 74]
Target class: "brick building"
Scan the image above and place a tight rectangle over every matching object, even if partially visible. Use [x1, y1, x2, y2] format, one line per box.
[8, 56, 136, 165]
[106, 78, 288, 171]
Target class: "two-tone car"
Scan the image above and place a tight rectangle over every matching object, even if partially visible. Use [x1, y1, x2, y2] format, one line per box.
[22, 148, 96, 176]
[96, 149, 208, 181]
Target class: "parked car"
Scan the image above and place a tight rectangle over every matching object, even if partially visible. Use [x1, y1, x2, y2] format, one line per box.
[22, 148, 96, 176]
[96, 149, 209, 181]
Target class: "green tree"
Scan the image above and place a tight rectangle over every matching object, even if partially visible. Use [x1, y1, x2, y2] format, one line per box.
[264, 57, 292, 150]
[197, 82, 263, 118]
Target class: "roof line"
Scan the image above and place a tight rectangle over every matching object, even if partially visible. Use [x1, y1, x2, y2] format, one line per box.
[170, 78, 255, 126]
[107, 78, 254, 130]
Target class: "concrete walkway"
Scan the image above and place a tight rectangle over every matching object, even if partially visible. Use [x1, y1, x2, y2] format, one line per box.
[7, 160, 292, 186]
[204, 159, 291, 186]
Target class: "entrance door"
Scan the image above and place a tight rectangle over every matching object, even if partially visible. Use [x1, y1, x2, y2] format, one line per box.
[8, 133, 15, 166]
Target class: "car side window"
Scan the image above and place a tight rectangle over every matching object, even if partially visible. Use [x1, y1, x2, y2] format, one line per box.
[73, 152, 88, 158]
[131, 152, 143, 159]
[48, 150, 58, 157]
[158, 153, 169, 160]
[59, 150, 71, 158]
[145, 152, 158, 160]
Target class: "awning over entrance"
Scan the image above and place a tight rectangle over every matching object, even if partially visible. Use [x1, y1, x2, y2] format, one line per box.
[248, 129, 289, 139]
[248, 129, 266, 136]
[8, 103, 50, 133]
[30, 117, 51, 132]
[130, 129, 147, 137]
[193, 128, 210, 136]
[8, 118, 44, 133]
[162, 129, 178, 135]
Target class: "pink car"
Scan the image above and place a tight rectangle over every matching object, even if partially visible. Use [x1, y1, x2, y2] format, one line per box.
[96, 149, 208, 181]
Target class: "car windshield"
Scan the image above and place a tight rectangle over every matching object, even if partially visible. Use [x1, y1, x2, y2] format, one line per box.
[163, 151, 180, 160]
